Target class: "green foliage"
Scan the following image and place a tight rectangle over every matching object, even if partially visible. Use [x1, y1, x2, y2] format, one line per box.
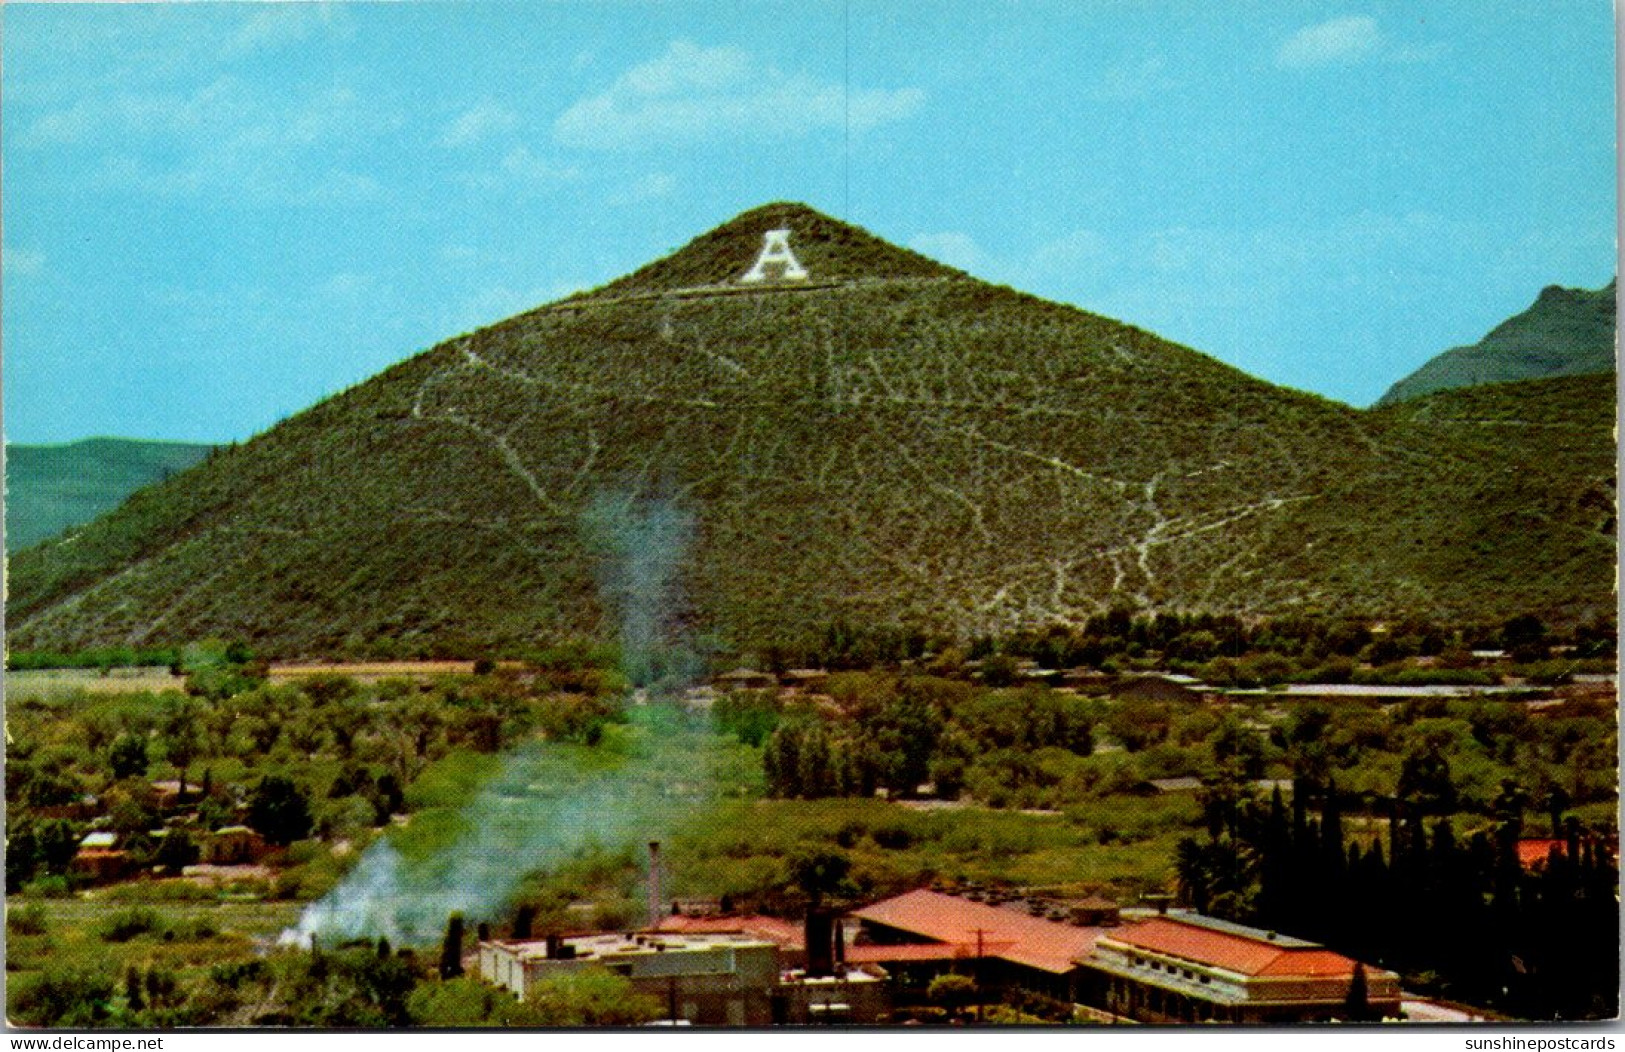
[108, 733, 149, 780]
[248, 775, 314, 846]
[11, 968, 118, 1027]
[518, 968, 663, 1026]
[927, 972, 978, 1016]
[97, 908, 161, 943]
[9, 903, 49, 936]
[783, 847, 854, 906]
[407, 977, 529, 1027]
[713, 689, 781, 746]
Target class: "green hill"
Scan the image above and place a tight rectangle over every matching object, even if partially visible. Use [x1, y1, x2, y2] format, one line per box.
[6, 204, 1615, 658]
[1377, 280, 1616, 405]
[5, 438, 214, 553]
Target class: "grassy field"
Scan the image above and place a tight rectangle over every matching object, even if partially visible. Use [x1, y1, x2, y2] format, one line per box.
[267, 661, 480, 682]
[6, 897, 304, 1020]
[6, 667, 185, 697]
[366, 707, 1188, 929]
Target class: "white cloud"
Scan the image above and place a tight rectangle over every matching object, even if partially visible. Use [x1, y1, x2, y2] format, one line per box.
[440, 101, 520, 148]
[1030, 230, 1112, 277]
[503, 147, 579, 183]
[221, 5, 341, 61]
[909, 232, 985, 272]
[1277, 16, 1383, 67]
[554, 40, 924, 149]
[316, 272, 379, 300]
[4, 246, 45, 277]
[454, 146, 580, 192]
[1092, 55, 1179, 101]
[1276, 15, 1441, 69]
[41, 78, 397, 204]
[608, 172, 677, 205]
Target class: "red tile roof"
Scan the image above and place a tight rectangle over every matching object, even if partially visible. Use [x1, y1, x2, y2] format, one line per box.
[652, 913, 805, 949]
[845, 942, 1009, 964]
[1110, 917, 1359, 978]
[1516, 839, 1565, 870]
[851, 889, 1102, 975]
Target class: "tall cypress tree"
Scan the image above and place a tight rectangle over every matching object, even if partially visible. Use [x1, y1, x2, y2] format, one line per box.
[440, 913, 465, 980]
[1344, 962, 1371, 1022]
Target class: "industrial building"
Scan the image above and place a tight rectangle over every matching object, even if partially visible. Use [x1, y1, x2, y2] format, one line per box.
[479, 931, 780, 1025]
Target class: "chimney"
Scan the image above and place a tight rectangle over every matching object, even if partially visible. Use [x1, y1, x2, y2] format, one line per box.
[805, 911, 835, 977]
[647, 841, 663, 928]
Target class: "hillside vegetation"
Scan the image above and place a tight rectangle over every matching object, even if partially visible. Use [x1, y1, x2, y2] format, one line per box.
[6, 439, 213, 553]
[6, 204, 1615, 657]
[1377, 280, 1615, 405]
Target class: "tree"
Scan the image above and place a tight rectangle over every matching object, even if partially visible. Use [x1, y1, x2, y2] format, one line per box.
[372, 772, 404, 824]
[511, 903, 536, 940]
[155, 829, 199, 870]
[1501, 614, 1549, 662]
[1343, 962, 1372, 1022]
[109, 734, 149, 780]
[7, 821, 42, 891]
[980, 654, 1019, 688]
[520, 969, 661, 1026]
[439, 914, 465, 980]
[785, 848, 853, 909]
[247, 776, 313, 846]
[928, 973, 978, 1020]
[1397, 743, 1456, 814]
[158, 696, 204, 797]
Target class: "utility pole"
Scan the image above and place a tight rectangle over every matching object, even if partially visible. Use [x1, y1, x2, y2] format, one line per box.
[970, 928, 989, 1024]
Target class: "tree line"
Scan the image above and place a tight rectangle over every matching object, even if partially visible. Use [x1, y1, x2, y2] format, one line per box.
[1176, 778, 1618, 1020]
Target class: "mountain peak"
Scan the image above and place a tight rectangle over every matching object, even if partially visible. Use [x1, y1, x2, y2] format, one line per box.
[581, 201, 967, 299]
[1376, 278, 1617, 405]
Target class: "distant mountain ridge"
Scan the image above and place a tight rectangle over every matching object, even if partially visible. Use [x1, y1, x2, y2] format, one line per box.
[6, 204, 1615, 657]
[1377, 280, 1616, 405]
[5, 438, 214, 553]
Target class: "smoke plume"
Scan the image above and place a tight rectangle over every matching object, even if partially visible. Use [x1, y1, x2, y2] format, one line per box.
[282, 491, 707, 947]
[582, 492, 700, 688]
[282, 740, 681, 946]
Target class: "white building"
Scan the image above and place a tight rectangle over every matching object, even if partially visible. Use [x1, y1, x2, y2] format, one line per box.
[479, 931, 780, 1025]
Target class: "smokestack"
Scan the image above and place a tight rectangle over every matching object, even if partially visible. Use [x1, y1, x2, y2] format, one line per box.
[647, 841, 663, 928]
[805, 911, 834, 977]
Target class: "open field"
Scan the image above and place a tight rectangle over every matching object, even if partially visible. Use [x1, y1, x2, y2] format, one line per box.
[5, 667, 184, 696]
[266, 661, 480, 682]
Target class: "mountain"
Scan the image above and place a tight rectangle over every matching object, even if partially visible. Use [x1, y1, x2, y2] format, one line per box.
[6, 204, 1615, 658]
[1377, 280, 1616, 405]
[5, 438, 214, 553]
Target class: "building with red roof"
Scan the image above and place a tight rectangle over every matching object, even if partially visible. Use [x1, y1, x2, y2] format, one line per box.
[848, 888, 1106, 1002]
[1081, 912, 1402, 1023]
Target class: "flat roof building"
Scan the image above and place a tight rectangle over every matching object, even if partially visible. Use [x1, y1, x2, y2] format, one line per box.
[479, 931, 779, 1026]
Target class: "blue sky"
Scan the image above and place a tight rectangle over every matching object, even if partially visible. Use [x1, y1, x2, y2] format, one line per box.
[3, 1, 1615, 444]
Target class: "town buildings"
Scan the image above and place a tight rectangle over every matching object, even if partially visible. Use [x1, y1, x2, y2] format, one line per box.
[474, 888, 1434, 1025]
[1082, 912, 1402, 1023]
[478, 931, 783, 1025]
